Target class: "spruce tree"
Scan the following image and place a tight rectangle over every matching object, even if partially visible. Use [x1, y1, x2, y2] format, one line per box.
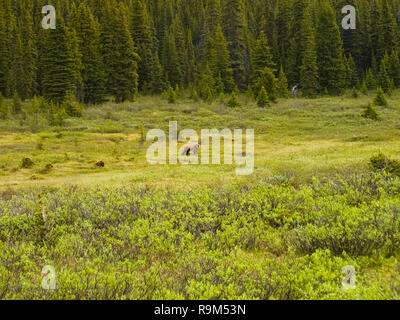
[227, 91, 240, 108]
[163, 86, 176, 103]
[300, 7, 319, 98]
[251, 31, 276, 81]
[376, 0, 399, 62]
[374, 87, 388, 106]
[9, 29, 24, 99]
[211, 25, 235, 93]
[378, 52, 394, 93]
[365, 69, 377, 90]
[273, 0, 292, 69]
[345, 55, 358, 89]
[20, 1, 37, 100]
[186, 30, 196, 86]
[256, 86, 269, 107]
[101, 0, 139, 102]
[198, 65, 215, 102]
[130, 0, 162, 94]
[286, 0, 308, 85]
[363, 103, 379, 120]
[389, 50, 400, 88]
[161, 30, 183, 87]
[41, 14, 75, 103]
[70, 3, 105, 104]
[223, 0, 249, 89]
[12, 91, 22, 114]
[66, 27, 83, 101]
[253, 67, 277, 103]
[0, 4, 9, 96]
[277, 65, 289, 98]
[0, 92, 8, 119]
[315, 2, 346, 95]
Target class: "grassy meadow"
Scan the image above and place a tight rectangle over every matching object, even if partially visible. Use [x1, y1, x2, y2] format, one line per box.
[1, 91, 400, 299]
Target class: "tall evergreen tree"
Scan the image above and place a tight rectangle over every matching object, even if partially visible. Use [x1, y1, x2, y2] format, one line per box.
[209, 24, 235, 93]
[41, 14, 75, 103]
[286, 0, 308, 85]
[315, 2, 346, 95]
[378, 51, 395, 93]
[18, 1, 37, 100]
[161, 29, 183, 87]
[101, 0, 139, 102]
[130, 0, 162, 93]
[70, 2, 105, 104]
[223, 0, 249, 89]
[389, 50, 400, 88]
[272, 0, 291, 69]
[300, 6, 319, 98]
[250, 31, 275, 81]
[0, 2, 8, 96]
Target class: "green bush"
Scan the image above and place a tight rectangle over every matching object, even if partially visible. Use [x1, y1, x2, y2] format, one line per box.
[1, 173, 399, 299]
[374, 87, 388, 107]
[226, 91, 240, 108]
[370, 153, 400, 176]
[256, 86, 269, 107]
[362, 104, 379, 120]
[162, 86, 176, 103]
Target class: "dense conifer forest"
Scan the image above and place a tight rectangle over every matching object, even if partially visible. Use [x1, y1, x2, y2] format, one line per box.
[1, 0, 400, 105]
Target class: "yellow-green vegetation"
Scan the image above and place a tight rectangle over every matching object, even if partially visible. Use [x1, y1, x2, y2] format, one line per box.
[1, 92, 400, 191]
[1, 92, 400, 299]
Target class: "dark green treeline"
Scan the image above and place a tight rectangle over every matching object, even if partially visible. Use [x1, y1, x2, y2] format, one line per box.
[1, 0, 400, 104]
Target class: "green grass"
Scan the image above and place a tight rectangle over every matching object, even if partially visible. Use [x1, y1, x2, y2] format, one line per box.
[0, 91, 399, 191]
[1, 91, 400, 299]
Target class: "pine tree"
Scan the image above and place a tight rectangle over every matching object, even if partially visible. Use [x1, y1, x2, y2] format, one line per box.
[12, 91, 22, 114]
[101, 1, 139, 102]
[352, 86, 360, 98]
[300, 6, 319, 98]
[66, 27, 83, 101]
[388, 50, 400, 88]
[253, 67, 277, 103]
[376, 0, 399, 62]
[273, 0, 292, 69]
[286, 0, 308, 85]
[198, 65, 215, 102]
[363, 103, 379, 120]
[365, 69, 377, 90]
[345, 54, 358, 88]
[256, 86, 269, 107]
[9, 29, 24, 99]
[19, 1, 37, 100]
[227, 91, 240, 108]
[162, 86, 176, 103]
[41, 14, 75, 103]
[374, 87, 388, 106]
[223, 0, 249, 89]
[0, 4, 9, 96]
[251, 31, 276, 81]
[315, 2, 346, 95]
[250, 30, 277, 101]
[0, 1, 15, 97]
[70, 3, 105, 104]
[211, 24, 235, 93]
[161, 30, 183, 87]
[378, 52, 394, 93]
[277, 65, 289, 98]
[130, 0, 163, 94]
[0, 92, 8, 119]
[186, 30, 196, 86]
[360, 80, 368, 95]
